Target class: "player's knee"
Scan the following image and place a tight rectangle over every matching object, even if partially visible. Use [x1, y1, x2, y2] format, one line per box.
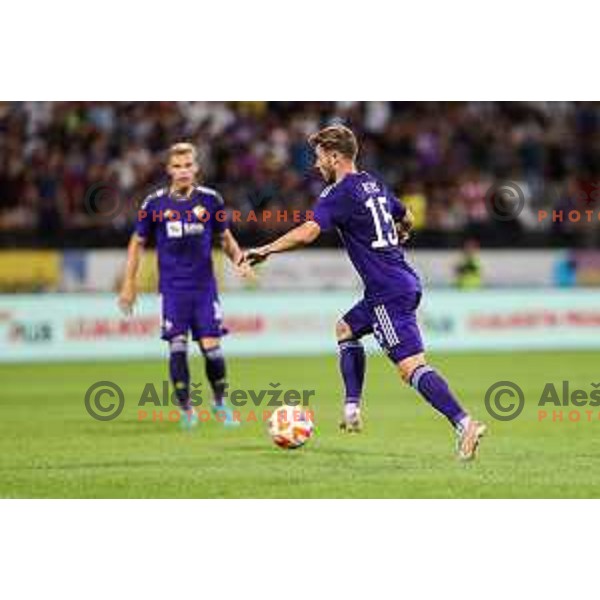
[199, 337, 220, 352]
[169, 335, 187, 354]
[335, 319, 353, 342]
[200, 341, 224, 361]
[398, 354, 427, 383]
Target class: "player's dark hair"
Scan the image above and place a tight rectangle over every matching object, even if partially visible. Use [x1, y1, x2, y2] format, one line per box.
[308, 125, 358, 160]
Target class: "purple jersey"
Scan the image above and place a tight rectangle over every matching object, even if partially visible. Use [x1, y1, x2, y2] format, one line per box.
[312, 171, 421, 302]
[135, 185, 228, 294]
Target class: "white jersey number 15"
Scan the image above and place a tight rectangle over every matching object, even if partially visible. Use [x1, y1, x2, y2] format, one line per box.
[365, 196, 399, 249]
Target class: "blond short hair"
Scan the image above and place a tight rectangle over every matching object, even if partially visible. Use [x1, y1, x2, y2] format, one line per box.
[308, 125, 358, 160]
[167, 142, 197, 162]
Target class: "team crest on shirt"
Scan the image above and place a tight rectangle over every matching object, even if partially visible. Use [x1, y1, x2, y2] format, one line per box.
[164, 202, 207, 238]
[166, 221, 183, 238]
[192, 205, 207, 219]
[165, 220, 204, 237]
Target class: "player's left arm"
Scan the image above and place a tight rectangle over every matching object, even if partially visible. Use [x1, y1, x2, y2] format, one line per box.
[245, 221, 321, 265]
[220, 228, 244, 265]
[396, 207, 414, 244]
[389, 193, 413, 244]
[220, 228, 256, 278]
[211, 191, 255, 278]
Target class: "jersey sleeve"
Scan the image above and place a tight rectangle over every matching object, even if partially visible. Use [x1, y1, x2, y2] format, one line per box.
[311, 185, 347, 232]
[211, 191, 230, 234]
[135, 196, 156, 239]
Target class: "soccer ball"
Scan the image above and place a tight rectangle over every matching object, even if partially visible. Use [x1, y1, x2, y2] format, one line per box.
[268, 406, 314, 449]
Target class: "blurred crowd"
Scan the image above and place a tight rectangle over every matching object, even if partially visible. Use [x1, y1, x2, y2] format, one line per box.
[0, 101, 599, 247]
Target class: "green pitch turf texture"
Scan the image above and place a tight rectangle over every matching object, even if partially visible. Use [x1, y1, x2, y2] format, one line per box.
[1, 350, 598, 498]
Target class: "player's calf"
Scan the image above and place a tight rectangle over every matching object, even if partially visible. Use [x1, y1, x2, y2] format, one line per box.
[336, 319, 366, 433]
[200, 339, 239, 427]
[400, 355, 468, 428]
[169, 335, 192, 411]
[169, 335, 198, 429]
[200, 339, 227, 406]
[400, 354, 486, 458]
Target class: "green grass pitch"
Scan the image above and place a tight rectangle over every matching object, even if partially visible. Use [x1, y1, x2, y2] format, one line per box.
[1, 350, 599, 498]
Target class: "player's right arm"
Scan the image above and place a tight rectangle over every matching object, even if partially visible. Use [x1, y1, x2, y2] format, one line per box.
[244, 185, 339, 265]
[118, 233, 145, 315]
[118, 194, 155, 314]
[245, 221, 321, 265]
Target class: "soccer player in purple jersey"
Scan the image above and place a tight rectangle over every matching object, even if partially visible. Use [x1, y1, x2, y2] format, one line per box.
[246, 125, 486, 460]
[118, 142, 252, 428]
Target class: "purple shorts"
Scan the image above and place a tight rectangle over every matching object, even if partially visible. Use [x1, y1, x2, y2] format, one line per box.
[160, 290, 226, 341]
[343, 291, 424, 363]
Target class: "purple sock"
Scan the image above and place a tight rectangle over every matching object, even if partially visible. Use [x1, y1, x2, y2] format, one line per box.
[409, 365, 467, 427]
[169, 337, 190, 410]
[338, 339, 366, 410]
[203, 346, 226, 406]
